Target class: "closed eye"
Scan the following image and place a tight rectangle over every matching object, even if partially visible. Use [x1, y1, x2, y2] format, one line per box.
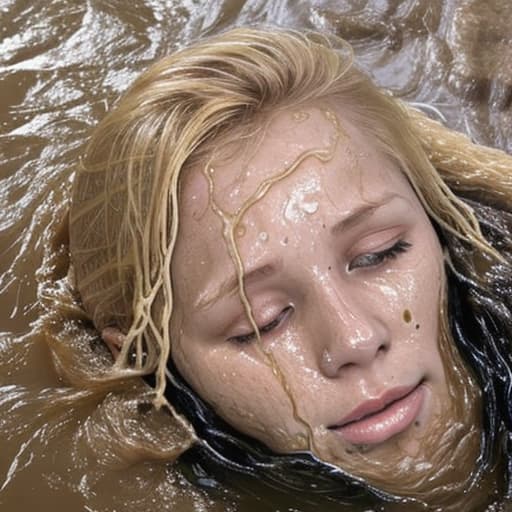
[348, 239, 412, 271]
[227, 305, 294, 344]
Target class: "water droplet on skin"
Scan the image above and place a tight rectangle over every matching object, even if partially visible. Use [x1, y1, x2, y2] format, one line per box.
[403, 309, 412, 323]
[236, 225, 246, 237]
[283, 178, 321, 222]
[322, 349, 333, 366]
[280, 236, 288, 246]
[229, 187, 241, 200]
[259, 231, 268, 242]
[302, 201, 318, 214]
[292, 111, 310, 122]
[291, 433, 308, 449]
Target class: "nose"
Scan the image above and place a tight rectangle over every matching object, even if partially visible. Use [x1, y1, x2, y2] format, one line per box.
[314, 281, 390, 379]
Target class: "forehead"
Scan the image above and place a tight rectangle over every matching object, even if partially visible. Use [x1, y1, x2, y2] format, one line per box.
[173, 102, 413, 297]
[179, 103, 345, 216]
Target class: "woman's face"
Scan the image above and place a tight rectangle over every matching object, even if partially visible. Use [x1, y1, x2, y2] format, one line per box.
[171, 102, 453, 471]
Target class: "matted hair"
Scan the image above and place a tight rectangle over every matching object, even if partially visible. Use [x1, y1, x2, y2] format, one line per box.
[39, 26, 512, 507]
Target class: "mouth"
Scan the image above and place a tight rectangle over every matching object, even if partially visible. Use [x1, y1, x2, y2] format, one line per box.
[329, 381, 426, 446]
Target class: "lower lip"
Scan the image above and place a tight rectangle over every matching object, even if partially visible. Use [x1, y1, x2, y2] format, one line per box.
[334, 385, 426, 446]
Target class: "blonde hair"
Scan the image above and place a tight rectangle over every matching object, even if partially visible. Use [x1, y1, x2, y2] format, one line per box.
[45, 26, 511, 503]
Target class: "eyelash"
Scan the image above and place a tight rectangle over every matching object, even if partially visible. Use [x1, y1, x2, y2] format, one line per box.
[348, 239, 412, 271]
[227, 240, 411, 344]
[228, 305, 294, 344]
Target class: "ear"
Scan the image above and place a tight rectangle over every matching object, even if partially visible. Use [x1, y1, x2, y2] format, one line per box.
[101, 327, 125, 360]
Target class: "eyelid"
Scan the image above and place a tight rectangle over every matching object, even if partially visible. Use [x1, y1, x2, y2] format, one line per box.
[348, 238, 411, 271]
[348, 228, 404, 256]
[227, 305, 293, 344]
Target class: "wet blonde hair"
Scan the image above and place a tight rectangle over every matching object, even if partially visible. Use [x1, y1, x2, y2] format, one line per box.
[49, 25, 511, 502]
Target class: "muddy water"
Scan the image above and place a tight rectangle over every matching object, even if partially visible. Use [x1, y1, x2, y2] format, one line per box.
[1, 1, 511, 511]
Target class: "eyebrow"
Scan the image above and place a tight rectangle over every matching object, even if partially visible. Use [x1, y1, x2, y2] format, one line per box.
[330, 202, 383, 235]
[196, 194, 398, 311]
[194, 262, 281, 311]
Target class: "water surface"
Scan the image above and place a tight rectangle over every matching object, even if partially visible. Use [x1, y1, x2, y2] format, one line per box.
[1, 1, 511, 510]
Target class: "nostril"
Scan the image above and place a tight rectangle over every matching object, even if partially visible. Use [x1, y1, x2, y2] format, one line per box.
[321, 331, 390, 377]
[377, 343, 388, 356]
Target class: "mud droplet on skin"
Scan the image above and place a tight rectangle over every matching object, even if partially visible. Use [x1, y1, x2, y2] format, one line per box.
[415, 323, 420, 330]
[403, 309, 412, 323]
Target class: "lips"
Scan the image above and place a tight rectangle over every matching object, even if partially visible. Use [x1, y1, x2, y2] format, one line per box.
[329, 383, 425, 446]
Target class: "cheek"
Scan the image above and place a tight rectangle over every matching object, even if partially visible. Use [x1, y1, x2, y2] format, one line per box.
[403, 256, 443, 337]
[365, 249, 443, 359]
[266, 329, 326, 400]
[379, 238, 443, 327]
[367, 271, 436, 333]
[173, 338, 302, 449]
[379, 255, 446, 375]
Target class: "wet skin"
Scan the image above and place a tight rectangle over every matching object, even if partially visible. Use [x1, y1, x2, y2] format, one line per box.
[171, 103, 452, 470]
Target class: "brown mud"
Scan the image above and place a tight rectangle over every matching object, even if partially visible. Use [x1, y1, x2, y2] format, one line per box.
[1, 1, 512, 511]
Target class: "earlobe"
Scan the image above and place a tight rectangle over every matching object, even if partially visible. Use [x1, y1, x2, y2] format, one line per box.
[101, 327, 126, 359]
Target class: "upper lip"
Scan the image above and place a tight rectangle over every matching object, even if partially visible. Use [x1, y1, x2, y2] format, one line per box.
[329, 383, 420, 428]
